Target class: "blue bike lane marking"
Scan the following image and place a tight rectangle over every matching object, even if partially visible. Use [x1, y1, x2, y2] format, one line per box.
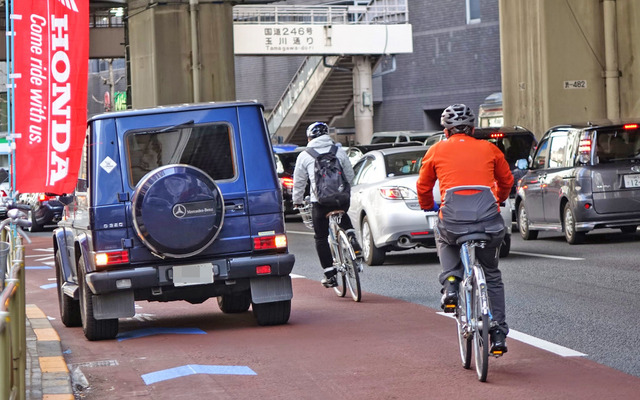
[141, 365, 256, 385]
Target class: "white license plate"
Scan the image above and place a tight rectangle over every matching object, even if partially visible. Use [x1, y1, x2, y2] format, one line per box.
[172, 263, 214, 287]
[624, 174, 640, 188]
[427, 215, 438, 229]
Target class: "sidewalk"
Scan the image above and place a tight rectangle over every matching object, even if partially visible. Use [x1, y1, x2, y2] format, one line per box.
[25, 304, 74, 400]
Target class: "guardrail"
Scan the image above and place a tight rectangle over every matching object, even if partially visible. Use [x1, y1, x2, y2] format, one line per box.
[0, 210, 32, 400]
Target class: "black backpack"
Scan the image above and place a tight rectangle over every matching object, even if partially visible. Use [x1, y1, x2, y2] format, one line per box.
[306, 145, 351, 208]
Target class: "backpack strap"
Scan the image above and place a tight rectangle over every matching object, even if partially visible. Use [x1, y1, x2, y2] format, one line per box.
[306, 148, 320, 159]
[329, 144, 338, 155]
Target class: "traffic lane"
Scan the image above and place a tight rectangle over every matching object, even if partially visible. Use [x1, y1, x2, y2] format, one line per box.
[23, 236, 640, 399]
[287, 222, 640, 377]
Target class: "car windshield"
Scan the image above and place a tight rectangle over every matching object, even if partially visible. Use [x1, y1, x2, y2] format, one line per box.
[384, 150, 428, 176]
[595, 126, 640, 162]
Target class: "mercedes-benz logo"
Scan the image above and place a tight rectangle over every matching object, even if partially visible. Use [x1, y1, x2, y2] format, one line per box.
[173, 204, 187, 218]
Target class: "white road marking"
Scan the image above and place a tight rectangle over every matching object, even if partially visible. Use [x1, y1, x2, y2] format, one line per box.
[290, 273, 306, 279]
[436, 312, 586, 357]
[510, 251, 584, 261]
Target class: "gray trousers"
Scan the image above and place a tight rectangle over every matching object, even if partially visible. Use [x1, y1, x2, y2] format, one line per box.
[435, 218, 508, 334]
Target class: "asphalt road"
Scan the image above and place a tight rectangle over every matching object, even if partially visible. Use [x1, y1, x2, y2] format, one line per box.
[284, 215, 640, 378]
[22, 222, 640, 399]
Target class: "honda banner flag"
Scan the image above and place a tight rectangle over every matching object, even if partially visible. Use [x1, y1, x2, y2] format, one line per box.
[13, 0, 88, 194]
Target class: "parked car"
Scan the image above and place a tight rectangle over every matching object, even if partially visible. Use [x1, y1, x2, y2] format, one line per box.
[348, 146, 512, 265]
[515, 121, 640, 244]
[370, 130, 441, 145]
[423, 132, 446, 146]
[472, 126, 538, 220]
[53, 101, 295, 340]
[18, 192, 64, 232]
[274, 145, 306, 215]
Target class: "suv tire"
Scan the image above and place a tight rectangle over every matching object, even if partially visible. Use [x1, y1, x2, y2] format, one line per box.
[563, 204, 585, 244]
[217, 292, 251, 313]
[252, 300, 291, 326]
[518, 202, 538, 240]
[132, 164, 224, 258]
[78, 257, 119, 341]
[55, 250, 81, 327]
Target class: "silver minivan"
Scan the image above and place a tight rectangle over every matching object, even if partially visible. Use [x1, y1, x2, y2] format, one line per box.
[515, 121, 640, 244]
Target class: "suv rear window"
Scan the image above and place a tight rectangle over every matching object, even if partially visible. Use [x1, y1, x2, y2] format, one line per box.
[126, 123, 235, 185]
[595, 125, 640, 163]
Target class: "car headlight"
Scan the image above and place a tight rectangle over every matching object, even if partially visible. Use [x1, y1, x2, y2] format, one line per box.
[378, 186, 418, 200]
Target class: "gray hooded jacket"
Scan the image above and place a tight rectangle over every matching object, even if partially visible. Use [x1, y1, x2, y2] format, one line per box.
[292, 135, 355, 204]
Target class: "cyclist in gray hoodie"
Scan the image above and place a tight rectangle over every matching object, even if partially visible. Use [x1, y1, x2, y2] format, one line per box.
[292, 122, 363, 288]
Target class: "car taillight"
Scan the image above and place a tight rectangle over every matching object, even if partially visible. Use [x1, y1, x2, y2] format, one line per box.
[490, 132, 504, 139]
[379, 186, 417, 200]
[95, 250, 130, 268]
[578, 138, 591, 154]
[623, 124, 638, 130]
[38, 194, 56, 202]
[253, 234, 287, 250]
[0, 190, 7, 198]
[280, 177, 294, 189]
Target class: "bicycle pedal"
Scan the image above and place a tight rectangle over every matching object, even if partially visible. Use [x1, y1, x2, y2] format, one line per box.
[442, 304, 456, 313]
[491, 350, 504, 357]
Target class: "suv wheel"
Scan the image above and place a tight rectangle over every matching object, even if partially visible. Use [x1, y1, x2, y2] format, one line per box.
[217, 292, 251, 313]
[78, 257, 118, 341]
[518, 202, 538, 240]
[563, 204, 585, 244]
[252, 300, 291, 326]
[362, 216, 385, 266]
[55, 250, 81, 327]
[132, 165, 224, 258]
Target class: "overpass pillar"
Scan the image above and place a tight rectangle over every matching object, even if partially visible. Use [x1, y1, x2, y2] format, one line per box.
[352, 55, 374, 145]
[127, 1, 235, 108]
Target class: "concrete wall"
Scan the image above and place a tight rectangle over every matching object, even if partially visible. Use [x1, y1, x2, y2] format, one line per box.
[500, 0, 640, 137]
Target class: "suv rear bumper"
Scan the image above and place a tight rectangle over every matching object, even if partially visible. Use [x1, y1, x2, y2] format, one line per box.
[87, 253, 295, 295]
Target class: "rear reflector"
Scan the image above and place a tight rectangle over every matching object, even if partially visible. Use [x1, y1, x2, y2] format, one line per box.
[256, 265, 271, 275]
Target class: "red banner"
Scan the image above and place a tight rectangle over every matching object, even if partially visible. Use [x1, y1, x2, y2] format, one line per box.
[13, 0, 88, 194]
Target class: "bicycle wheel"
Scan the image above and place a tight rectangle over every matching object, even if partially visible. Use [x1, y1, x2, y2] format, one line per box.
[333, 269, 347, 297]
[472, 277, 489, 382]
[338, 230, 361, 302]
[456, 285, 472, 369]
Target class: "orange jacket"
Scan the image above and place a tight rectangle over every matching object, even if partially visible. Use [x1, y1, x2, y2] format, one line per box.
[416, 134, 514, 211]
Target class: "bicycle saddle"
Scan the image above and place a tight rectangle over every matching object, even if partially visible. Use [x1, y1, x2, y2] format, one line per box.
[455, 232, 493, 245]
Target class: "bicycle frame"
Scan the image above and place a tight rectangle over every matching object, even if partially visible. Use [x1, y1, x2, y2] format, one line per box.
[460, 242, 493, 324]
[327, 211, 361, 302]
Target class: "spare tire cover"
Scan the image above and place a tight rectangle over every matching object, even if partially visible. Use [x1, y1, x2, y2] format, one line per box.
[131, 164, 224, 258]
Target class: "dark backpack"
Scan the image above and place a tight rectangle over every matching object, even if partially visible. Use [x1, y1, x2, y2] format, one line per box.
[306, 145, 351, 208]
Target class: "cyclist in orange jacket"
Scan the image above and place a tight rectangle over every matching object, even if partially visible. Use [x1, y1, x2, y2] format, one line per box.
[416, 104, 513, 354]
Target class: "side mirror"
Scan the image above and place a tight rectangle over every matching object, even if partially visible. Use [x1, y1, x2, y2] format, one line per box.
[515, 159, 528, 170]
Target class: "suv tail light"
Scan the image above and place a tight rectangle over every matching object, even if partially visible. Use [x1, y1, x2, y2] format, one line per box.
[95, 250, 130, 268]
[490, 132, 504, 139]
[623, 124, 638, 130]
[578, 138, 592, 154]
[253, 234, 287, 250]
[38, 194, 57, 203]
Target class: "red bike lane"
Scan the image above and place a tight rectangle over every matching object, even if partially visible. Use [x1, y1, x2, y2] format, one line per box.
[23, 235, 640, 399]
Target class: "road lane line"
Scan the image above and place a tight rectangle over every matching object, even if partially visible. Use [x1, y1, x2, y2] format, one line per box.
[437, 312, 586, 357]
[141, 365, 256, 385]
[287, 230, 314, 236]
[510, 251, 584, 261]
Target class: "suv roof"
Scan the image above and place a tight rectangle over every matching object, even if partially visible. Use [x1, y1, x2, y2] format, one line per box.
[370, 130, 441, 144]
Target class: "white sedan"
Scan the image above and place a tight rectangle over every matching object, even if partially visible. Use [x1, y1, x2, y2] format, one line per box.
[348, 146, 511, 266]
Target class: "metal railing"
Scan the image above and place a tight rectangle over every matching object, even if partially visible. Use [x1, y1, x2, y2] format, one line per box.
[0, 207, 32, 400]
[233, 0, 409, 25]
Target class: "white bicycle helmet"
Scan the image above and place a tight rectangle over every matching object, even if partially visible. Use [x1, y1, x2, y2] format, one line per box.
[306, 122, 329, 139]
[441, 104, 476, 130]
